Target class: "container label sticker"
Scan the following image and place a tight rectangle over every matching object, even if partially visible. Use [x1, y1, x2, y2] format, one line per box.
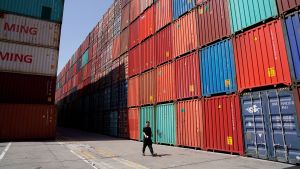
[267, 67, 276, 77]
[218, 105, 222, 109]
[227, 136, 233, 145]
[166, 51, 170, 57]
[189, 85, 194, 92]
[199, 8, 204, 14]
[225, 79, 231, 87]
[149, 96, 153, 101]
[48, 97, 52, 102]
[254, 36, 258, 41]
[177, 23, 180, 29]
[188, 0, 192, 3]
[181, 108, 185, 113]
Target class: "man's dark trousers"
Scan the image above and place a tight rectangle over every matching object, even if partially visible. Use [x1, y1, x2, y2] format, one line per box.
[143, 139, 153, 155]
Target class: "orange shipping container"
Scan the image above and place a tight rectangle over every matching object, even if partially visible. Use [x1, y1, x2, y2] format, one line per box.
[129, 18, 140, 49]
[130, 0, 140, 22]
[139, 5, 155, 42]
[0, 104, 56, 141]
[172, 9, 198, 58]
[120, 27, 129, 54]
[156, 62, 175, 103]
[112, 35, 121, 60]
[155, 0, 172, 32]
[140, 70, 156, 105]
[128, 76, 140, 107]
[176, 99, 204, 148]
[121, 3, 130, 30]
[128, 108, 140, 140]
[155, 25, 173, 66]
[141, 36, 155, 72]
[128, 45, 141, 77]
[234, 20, 292, 92]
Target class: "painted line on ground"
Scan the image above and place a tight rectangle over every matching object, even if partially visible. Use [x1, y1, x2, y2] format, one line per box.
[0, 142, 12, 161]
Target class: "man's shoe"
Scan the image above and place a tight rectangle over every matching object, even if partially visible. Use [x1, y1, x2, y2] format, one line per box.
[152, 153, 157, 157]
[142, 153, 145, 156]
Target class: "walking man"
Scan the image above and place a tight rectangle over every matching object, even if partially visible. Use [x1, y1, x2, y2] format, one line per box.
[142, 121, 156, 156]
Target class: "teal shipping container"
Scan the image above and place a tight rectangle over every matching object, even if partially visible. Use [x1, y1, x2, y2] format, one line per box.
[140, 106, 156, 142]
[228, 0, 277, 33]
[0, 0, 64, 23]
[81, 49, 89, 68]
[156, 103, 176, 145]
[110, 111, 118, 137]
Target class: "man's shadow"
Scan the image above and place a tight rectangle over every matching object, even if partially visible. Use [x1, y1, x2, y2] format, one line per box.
[145, 154, 171, 157]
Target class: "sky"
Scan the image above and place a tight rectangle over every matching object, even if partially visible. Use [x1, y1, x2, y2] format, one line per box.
[58, 0, 113, 73]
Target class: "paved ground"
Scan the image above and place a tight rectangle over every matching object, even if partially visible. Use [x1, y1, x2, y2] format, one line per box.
[0, 128, 299, 169]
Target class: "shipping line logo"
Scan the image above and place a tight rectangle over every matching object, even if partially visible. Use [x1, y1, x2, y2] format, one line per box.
[0, 52, 32, 63]
[4, 22, 38, 35]
[246, 105, 261, 114]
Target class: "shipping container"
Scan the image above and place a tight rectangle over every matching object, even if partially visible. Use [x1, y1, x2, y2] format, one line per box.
[0, 0, 64, 23]
[172, 0, 195, 20]
[141, 36, 155, 72]
[172, 9, 198, 58]
[155, 0, 172, 32]
[203, 94, 244, 155]
[122, 0, 131, 8]
[139, 6, 155, 42]
[200, 39, 237, 96]
[113, 15, 121, 36]
[140, 106, 156, 142]
[241, 88, 300, 164]
[0, 104, 56, 140]
[295, 86, 300, 128]
[0, 41, 58, 76]
[277, 0, 300, 14]
[128, 108, 140, 140]
[118, 109, 129, 138]
[128, 45, 141, 77]
[197, 0, 231, 47]
[111, 83, 119, 110]
[112, 58, 120, 84]
[155, 25, 173, 66]
[120, 27, 129, 54]
[140, 69, 156, 105]
[234, 20, 292, 92]
[109, 111, 118, 137]
[228, 0, 278, 33]
[175, 51, 201, 99]
[130, 0, 140, 22]
[283, 12, 300, 83]
[156, 62, 175, 103]
[176, 99, 204, 148]
[140, 0, 153, 13]
[119, 52, 129, 80]
[128, 76, 140, 107]
[112, 35, 121, 60]
[119, 80, 128, 108]
[129, 18, 140, 49]
[121, 4, 130, 30]
[156, 103, 176, 145]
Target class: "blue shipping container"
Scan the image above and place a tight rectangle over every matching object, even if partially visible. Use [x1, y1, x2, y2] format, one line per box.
[200, 39, 237, 96]
[119, 80, 128, 109]
[284, 12, 300, 83]
[172, 0, 195, 20]
[81, 49, 89, 68]
[0, 0, 64, 23]
[241, 88, 300, 164]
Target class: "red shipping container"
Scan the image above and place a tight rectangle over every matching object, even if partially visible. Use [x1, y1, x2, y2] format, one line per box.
[128, 108, 140, 140]
[139, 6, 155, 42]
[176, 99, 204, 148]
[0, 104, 56, 141]
[120, 52, 129, 80]
[140, 70, 156, 105]
[172, 9, 198, 58]
[129, 18, 140, 49]
[234, 20, 292, 92]
[0, 72, 56, 104]
[277, 0, 300, 14]
[155, 0, 172, 31]
[122, 0, 131, 8]
[130, 0, 140, 22]
[203, 94, 244, 155]
[121, 3, 130, 30]
[128, 76, 140, 107]
[141, 36, 155, 72]
[156, 62, 175, 103]
[128, 45, 141, 77]
[196, 0, 206, 5]
[155, 25, 173, 66]
[120, 27, 129, 54]
[112, 58, 120, 84]
[112, 35, 121, 60]
[118, 109, 129, 138]
[197, 0, 231, 47]
[175, 51, 201, 99]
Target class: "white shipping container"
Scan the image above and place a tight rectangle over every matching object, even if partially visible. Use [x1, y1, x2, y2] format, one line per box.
[0, 41, 58, 76]
[0, 13, 61, 48]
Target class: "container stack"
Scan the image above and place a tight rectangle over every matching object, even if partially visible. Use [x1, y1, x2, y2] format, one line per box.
[0, 0, 64, 140]
[56, 0, 300, 165]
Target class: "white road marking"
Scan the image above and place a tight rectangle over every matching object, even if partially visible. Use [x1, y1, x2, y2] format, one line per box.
[70, 150, 99, 169]
[0, 142, 11, 161]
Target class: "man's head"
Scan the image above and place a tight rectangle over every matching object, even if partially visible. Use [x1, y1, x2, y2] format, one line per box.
[146, 121, 150, 127]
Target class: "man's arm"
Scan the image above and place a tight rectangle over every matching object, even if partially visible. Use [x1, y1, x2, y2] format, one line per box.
[143, 132, 148, 138]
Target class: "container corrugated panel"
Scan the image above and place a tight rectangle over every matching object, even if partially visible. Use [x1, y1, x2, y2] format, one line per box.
[121, 4, 130, 30]
[119, 52, 128, 80]
[140, 0, 153, 13]
[128, 76, 140, 107]
[277, 0, 300, 14]
[118, 109, 129, 138]
[0, 0, 64, 23]
[0, 13, 61, 48]
[119, 80, 128, 108]
[156, 62, 175, 103]
[234, 20, 292, 92]
[296, 86, 300, 128]
[129, 18, 140, 49]
[122, 0, 131, 8]
[176, 99, 204, 148]
[130, 0, 140, 22]
[197, 0, 231, 47]
[155, 25, 173, 66]
[172, 0, 196, 20]
[140, 69, 156, 105]
[156, 103, 176, 145]
[120, 27, 129, 54]
[139, 6, 154, 42]
[114, 0, 122, 17]
[284, 12, 300, 83]
[200, 39, 237, 96]
[172, 9, 198, 58]
[228, 0, 278, 33]
[0, 41, 58, 76]
[128, 108, 140, 140]
[103, 87, 111, 111]
[155, 0, 172, 32]
[111, 82, 119, 110]
[81, 49, 89, 68]
[0, 72, 56, 104]
[113, 15, 121, 36]
[175, 51, 201, 99]
[0, 104, 56, 141]
[241, 88, 300, 164]
[141, 36, 155, 72]
[203, 94, 244, 155]
[112, 35, 121, 60]
[112, 58, 120, 84]
[109, 111, 118, 137]
[140, 106, 156, 141]
[128, 45, 141, 77]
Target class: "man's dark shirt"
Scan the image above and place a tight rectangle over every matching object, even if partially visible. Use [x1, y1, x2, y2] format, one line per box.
[143, 127, 152, 141]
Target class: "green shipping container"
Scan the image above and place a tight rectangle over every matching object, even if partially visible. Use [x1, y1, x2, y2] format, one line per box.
[140, 106, 156, 142]
[156, 103, 176, 145]
[81, 49, 89, 68]
[228, 0, 277, 33]
[0, 0, 64, 23]
[110, 111, 118, 137]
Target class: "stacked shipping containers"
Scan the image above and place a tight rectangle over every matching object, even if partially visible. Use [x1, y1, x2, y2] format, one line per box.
[56, 0, 300, 165]
[0, 0, 64, 140]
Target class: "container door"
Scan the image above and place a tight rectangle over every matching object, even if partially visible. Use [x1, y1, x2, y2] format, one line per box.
[140, 106, 156, 142]
[242, 93, 269, 159]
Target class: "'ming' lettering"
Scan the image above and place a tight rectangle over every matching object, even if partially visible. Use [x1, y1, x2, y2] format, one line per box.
[4, 23, 38, 35]
[0, 51, 33, 63]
